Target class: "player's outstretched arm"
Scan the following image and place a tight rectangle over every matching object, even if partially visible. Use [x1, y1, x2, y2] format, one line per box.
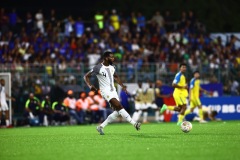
[84, 70, 97, 91]
[200, 87, 211, 95]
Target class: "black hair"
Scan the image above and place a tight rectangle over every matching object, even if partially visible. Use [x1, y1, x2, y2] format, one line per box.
[179, 63, 187, 68]
[103, 51, 113, 58]
[193, 70, 199, 75]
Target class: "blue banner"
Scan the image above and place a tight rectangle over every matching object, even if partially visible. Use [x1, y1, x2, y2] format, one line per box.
[167, 97, 240, 121]
[201, 97, 240, 120]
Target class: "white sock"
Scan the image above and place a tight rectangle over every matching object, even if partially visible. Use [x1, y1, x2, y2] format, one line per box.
[6, 119, 10, 126]
[143, 112, 148, 123]
[44, 115, 48, 126]
[100, 111, 119, 128]
[155, 111, 160, 121]
[118, 109, 136, 125]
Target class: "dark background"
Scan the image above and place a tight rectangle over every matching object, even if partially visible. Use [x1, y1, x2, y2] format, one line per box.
[2, 0, 240, 32]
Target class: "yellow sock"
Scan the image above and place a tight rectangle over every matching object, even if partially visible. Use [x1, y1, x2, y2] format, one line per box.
[199, 108, 203, 120]
[184, 109, 191, 116]
[178, 114, 184, 123]
[168, 106, 175, 111]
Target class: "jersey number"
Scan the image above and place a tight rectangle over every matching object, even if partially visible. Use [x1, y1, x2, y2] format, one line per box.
[102, 72, 106, 77]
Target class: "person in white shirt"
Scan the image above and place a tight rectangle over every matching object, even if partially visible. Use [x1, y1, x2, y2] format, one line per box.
[0, 79, 15, 127]
[84, 51, 141, 135]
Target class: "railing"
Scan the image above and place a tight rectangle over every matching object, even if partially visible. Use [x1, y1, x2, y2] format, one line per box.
[0, 62, 238, 87]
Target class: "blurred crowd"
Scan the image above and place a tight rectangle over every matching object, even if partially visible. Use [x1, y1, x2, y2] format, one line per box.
[0, 8, 239, 69]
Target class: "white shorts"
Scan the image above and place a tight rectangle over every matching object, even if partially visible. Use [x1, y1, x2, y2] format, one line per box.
[100, 89, 119, 102]
[141, 103, 158, 110]
[0, 102, 9, 111]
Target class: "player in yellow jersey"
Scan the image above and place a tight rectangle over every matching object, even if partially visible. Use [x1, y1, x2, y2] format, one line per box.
[184, 71, 211, 123]
[160, 63, 188, 125]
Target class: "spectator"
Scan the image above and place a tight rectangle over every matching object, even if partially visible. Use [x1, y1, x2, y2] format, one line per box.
[41, 95, 53, 126]
[35, 9, 44, 33]
[75, 17, 84, 38]
[231, 80, 239, 96]
[63, 90, 81, 124]
[76, 92, 91, 124]
[52, 99, 70, 125]
[88, 91, 100, 123]
[25, 12, 34, 35]
[120, 86, 131, 114]
[137, 12, 146, 30]
[24, 93, 42, 126]
[94, 90, 107, 122]
[64, 16, 74, 37]
[94, 11, 104, 30]
[151, 11, 164, 28]
[110, 9, 120, 31]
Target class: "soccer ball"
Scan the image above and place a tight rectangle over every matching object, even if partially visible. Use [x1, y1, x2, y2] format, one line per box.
[181, 121, 192, 133]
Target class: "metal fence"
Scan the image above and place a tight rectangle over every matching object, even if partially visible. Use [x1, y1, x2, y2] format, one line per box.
[0, 62, 237, 87]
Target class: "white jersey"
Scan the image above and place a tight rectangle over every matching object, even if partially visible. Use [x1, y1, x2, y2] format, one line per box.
[0, 85, 7, 103]
[91, 63, 116, 92]
[0, 85, 8, 111]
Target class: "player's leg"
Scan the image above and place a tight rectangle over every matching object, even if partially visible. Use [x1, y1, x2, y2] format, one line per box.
[3, 104, 11, 127]
[197, 99, 207, 123]
[177, 104, 186, 125]
[96, 90, 120, 134]
[198, 105, 207, 123]
[160, 94, 182, 114]
[99, 110, 119, 128]
[184, 100, 196, 116]
[110, 98, 141, 130]
[4, 110, 10, 126]
[97, 91, 141, 135]
[110, 98, 135, 124]
[177, 96, 187, 125]
[160, 104, 181, 113]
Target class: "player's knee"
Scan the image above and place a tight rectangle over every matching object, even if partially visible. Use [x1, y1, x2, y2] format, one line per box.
[115, 104, 122, 111]
[175, 107, 181, 111]
[181, 105, 187, 112]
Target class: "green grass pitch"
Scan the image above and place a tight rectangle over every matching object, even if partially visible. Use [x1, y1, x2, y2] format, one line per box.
[1, 121, 240, 160]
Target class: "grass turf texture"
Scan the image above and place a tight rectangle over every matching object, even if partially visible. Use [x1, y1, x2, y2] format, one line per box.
[1, 121, 240, 160]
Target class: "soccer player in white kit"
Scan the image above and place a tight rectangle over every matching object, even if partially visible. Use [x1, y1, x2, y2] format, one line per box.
[0, 79, 15, 127]
[84, 51, 141, 135]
